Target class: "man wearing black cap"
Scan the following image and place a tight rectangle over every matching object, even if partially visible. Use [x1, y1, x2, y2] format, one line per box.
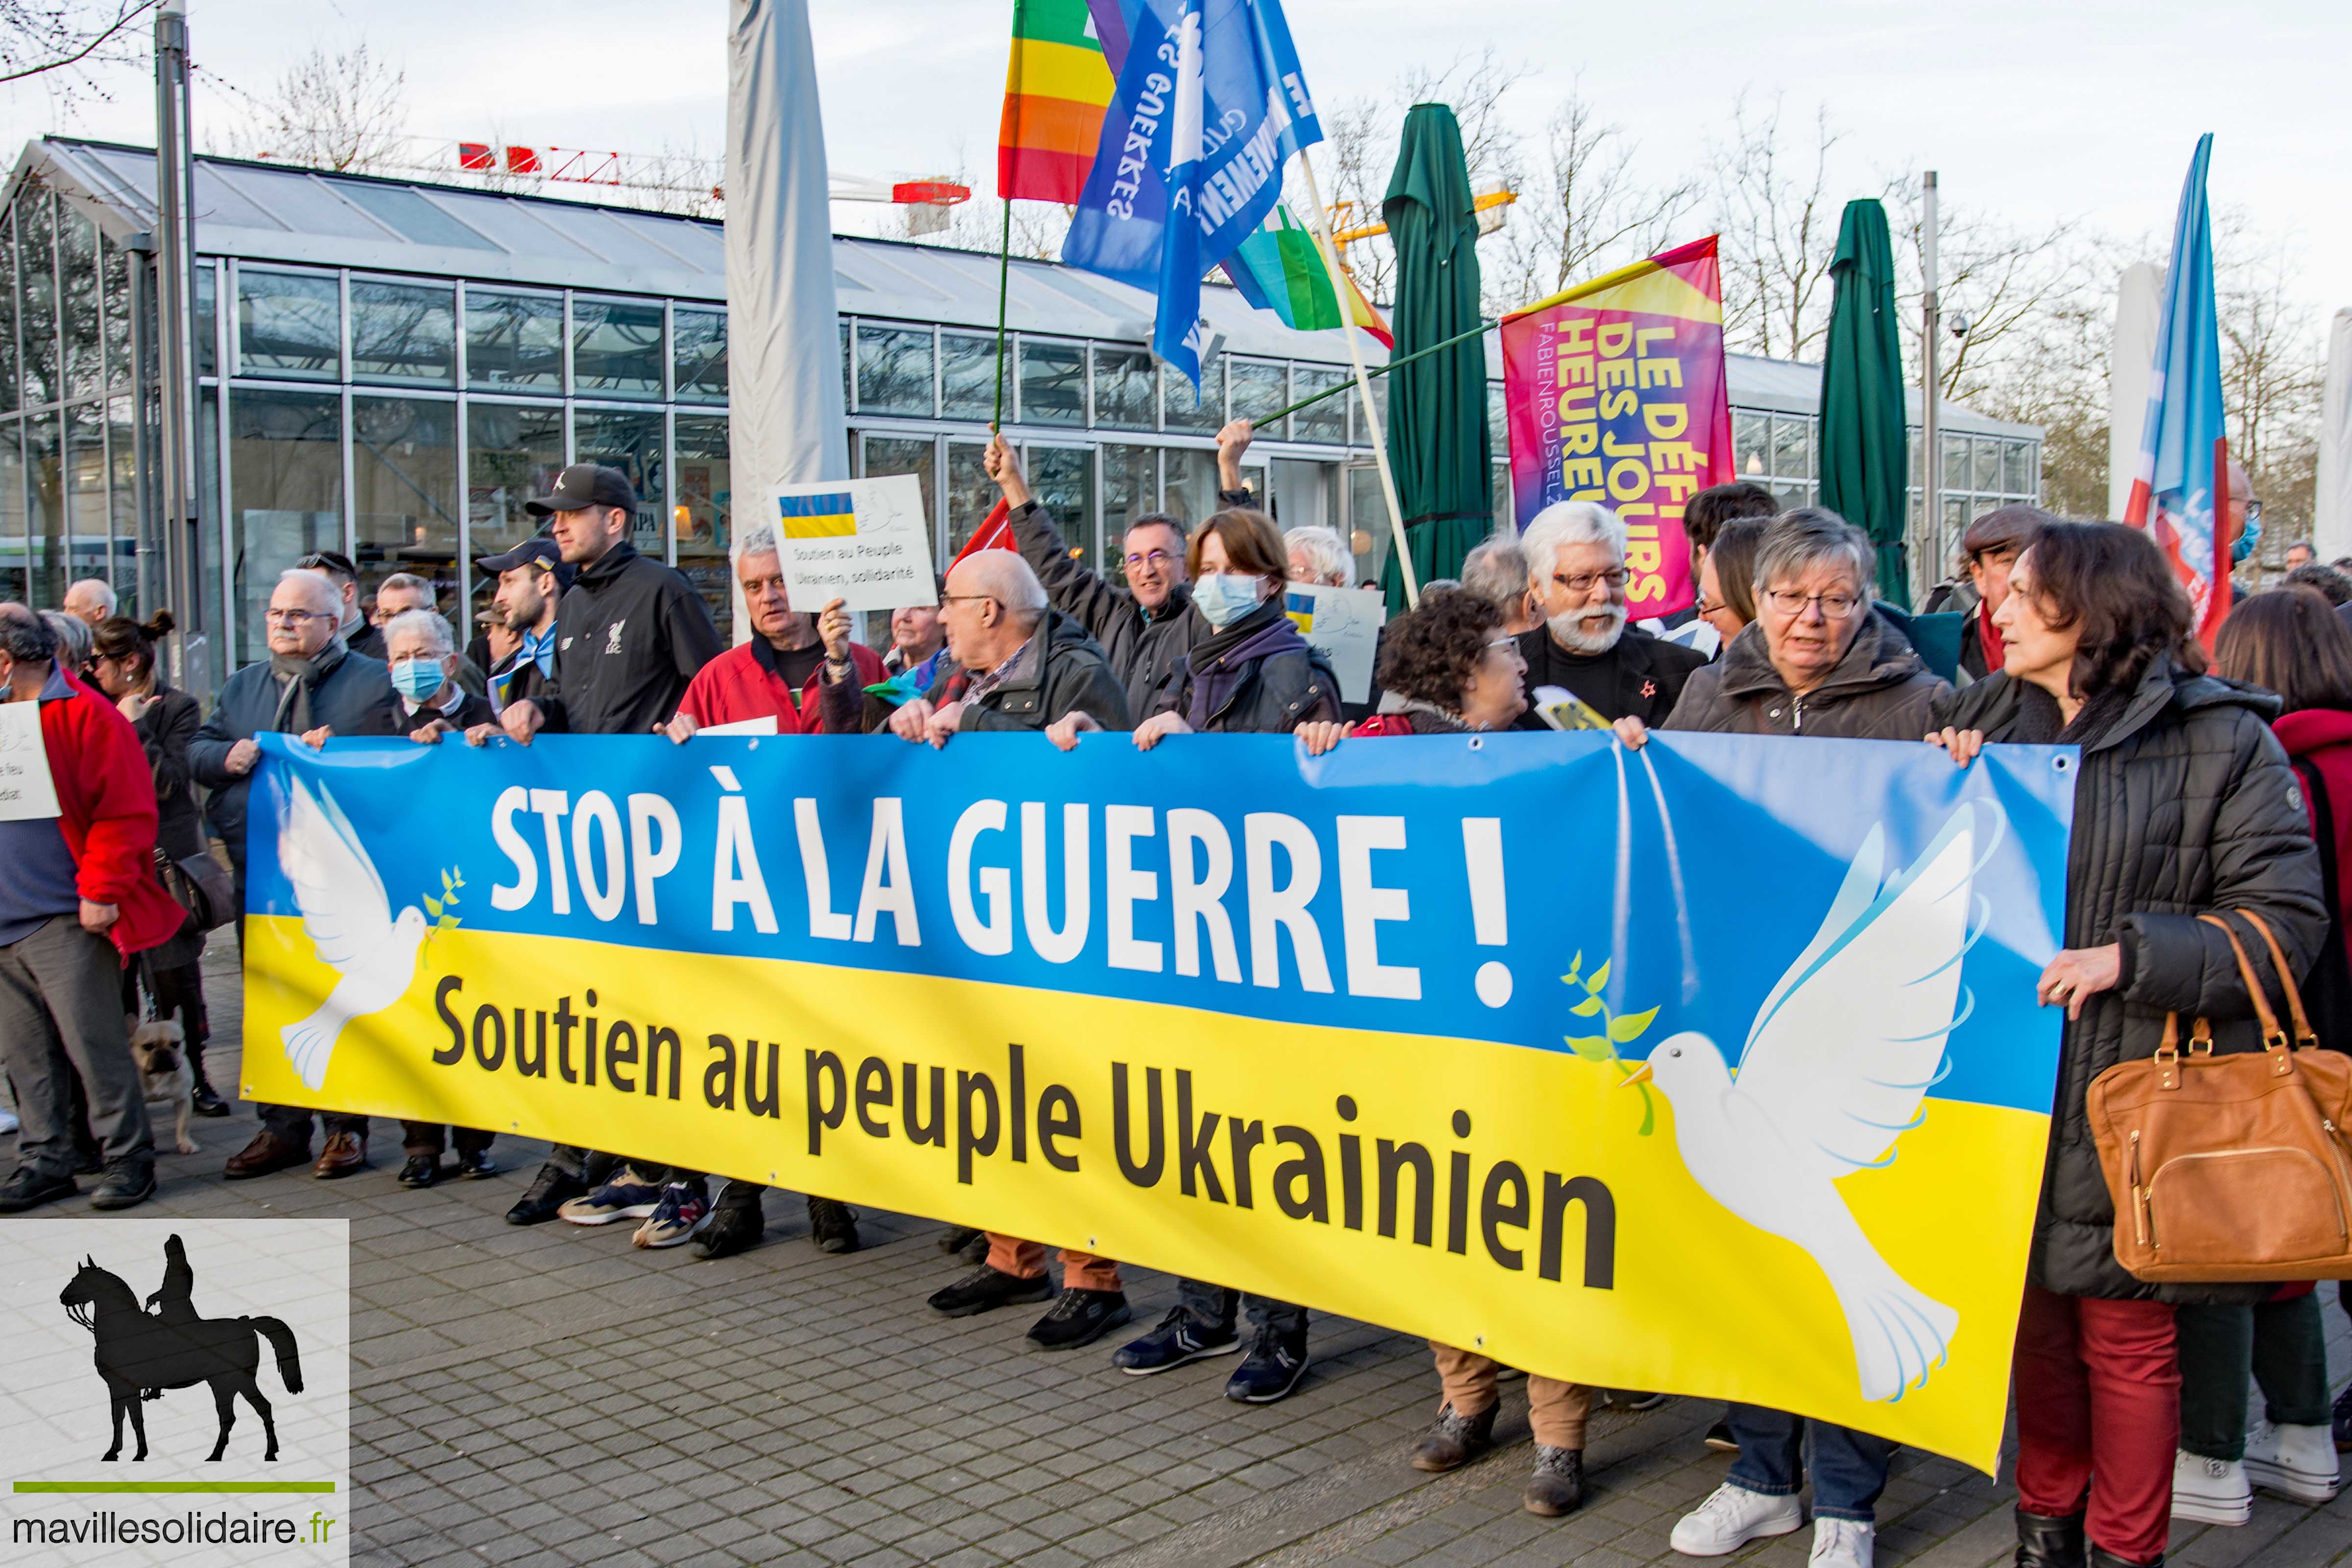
[1953, 505, 2053, 684]
[474, 534, 571, 711]
[467, 464, 726, 1238]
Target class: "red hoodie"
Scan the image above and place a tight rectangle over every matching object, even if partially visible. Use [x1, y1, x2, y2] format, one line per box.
[2273, 706, 2352, 977]
[32, 671, 185, 959]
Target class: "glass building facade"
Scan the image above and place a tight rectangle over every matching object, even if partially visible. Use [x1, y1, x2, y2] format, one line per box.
[0, 139, 2039, 696]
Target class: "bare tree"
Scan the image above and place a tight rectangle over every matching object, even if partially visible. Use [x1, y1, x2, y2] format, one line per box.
[0, 0, 158, 91]
[1491, 84, 1700, 313]
[1881, 173, 2092, 404]
[1316, 48, 1530, 308]
[223, 41, 407, 174]
[2215, 215, 2324, 543]
[1708, 94, 1841, 361]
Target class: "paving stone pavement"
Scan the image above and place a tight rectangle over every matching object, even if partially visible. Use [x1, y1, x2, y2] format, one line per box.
[11, 944, 2352, 1567]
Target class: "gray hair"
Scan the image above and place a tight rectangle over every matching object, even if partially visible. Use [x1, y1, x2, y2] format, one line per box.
[1753, 508, 1873, 599]
[1519, 501, 1626, 579]
[377, 571, 436, 608]
[383, 607, 455, 658]
[956, 547, 1049, 625]
[1459, 536, 1530, 611]
[1284, 525, 1354, 588]
[0, 602, 56, 663]
[40, 609, 91, 667]
[65, 577, 116, 617]
[276, 567, 343, 619]
[736, 524, 780, 563]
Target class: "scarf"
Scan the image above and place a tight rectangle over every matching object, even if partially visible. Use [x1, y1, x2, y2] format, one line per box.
[1975, 603, 2006, 673]
[269, 642, 346, 734]
[493, 622, 558, 705]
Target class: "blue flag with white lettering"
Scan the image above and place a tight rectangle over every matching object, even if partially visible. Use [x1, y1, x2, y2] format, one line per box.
[1060, 0, 1323, 392]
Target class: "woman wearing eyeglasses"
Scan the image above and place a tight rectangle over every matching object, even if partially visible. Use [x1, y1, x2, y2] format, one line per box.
[1619, 509, 1950, 1568]
[1692, 517, 1767, 656]
[1639, 508, 1947, 741]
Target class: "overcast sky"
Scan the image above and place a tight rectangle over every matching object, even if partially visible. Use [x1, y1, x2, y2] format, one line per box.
[3, 0, 2344, 325]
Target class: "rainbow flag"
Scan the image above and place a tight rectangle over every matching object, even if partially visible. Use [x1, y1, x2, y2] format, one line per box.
[778, 491, 857, 539]
[1225, 204, 1393, 348]
[998, 0, 1116, 204]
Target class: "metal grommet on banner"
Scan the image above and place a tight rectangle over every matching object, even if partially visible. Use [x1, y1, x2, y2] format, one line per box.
[1468, 736, 1483, 751]
[2053, 755, 2073, 773]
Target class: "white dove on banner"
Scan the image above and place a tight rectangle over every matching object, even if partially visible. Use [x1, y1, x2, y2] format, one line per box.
[276, 773, 428, 1090]
[1627, 804, 1986, 1402]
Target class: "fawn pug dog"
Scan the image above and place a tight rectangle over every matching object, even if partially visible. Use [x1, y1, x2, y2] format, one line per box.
[129, 1017, 199, 1155]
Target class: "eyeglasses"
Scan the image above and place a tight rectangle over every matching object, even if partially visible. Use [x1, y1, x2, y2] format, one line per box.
[939, 594, 1001, 610]
[1124, 547, 1176, 569]
[1762, 588, 1863, 619]
[1551, 568, 1629, 596]
[264, 608, 330, 626]
[2246, 499, 2265, 527]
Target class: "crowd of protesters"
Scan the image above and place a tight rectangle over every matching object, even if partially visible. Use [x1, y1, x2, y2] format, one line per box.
[6, 416, 2352, 1568]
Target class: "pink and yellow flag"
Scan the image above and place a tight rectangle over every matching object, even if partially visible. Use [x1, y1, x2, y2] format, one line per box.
[1500, 237, 1733, 619]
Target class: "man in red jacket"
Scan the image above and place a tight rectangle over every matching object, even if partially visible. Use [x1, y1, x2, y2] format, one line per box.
[660, 529, 871, 1257]
[0, 603, 181, 1212]
[664, 524, 882, 739]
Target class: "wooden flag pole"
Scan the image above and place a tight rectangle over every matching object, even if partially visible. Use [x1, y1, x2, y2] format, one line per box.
[991, 198, 1013, 432]
[1294, 149, 1417, 608]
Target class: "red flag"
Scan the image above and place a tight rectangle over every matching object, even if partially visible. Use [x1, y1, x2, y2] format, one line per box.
[950, 499, 1017, 567]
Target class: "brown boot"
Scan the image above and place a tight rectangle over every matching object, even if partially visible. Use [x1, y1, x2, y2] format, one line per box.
[223, 1130, 311, 1180]
[1523, 1445, 1585, 1516]
[313, 1131, 368, 1179]
[1409, 1403, 1497, 1472]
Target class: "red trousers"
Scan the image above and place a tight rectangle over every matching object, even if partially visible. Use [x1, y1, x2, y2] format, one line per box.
[2012, 1284, 2179, 1567]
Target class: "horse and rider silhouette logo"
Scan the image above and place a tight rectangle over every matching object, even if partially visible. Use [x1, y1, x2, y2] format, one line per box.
[58, 1234, 304, 1462]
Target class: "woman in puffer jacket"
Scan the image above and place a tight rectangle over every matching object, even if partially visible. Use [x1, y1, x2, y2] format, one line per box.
[1930, 522, 2327, 1568]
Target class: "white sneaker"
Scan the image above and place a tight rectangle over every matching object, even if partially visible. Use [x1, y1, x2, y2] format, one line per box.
[1810, 1517, 1874, 1568]
[0, 1108, 17, 1135]
[2171, 1447, 2251, 1525]
[1670, 1483, 1805, 1556]
[2245, 1418, 2342, 1504]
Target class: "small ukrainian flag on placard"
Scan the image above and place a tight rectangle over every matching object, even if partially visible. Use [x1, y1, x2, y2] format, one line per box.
[778, 491, 858, 539]
[1285, 589, 1316, 634]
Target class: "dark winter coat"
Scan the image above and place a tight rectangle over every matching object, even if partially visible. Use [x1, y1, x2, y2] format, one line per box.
[130, 681, 205, 863]
[1933, 661, 2329, 1300]
[533, 543, 724, 737]
[1148, 600, 1340, 736]
[1665, 610, 1949, 739]
[188, 644, 396, 869]
[958, 609, 1132, 735]
[1010, 498, 1207, 718]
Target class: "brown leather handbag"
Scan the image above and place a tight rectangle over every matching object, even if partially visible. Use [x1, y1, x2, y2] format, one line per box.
[2086, 910, 2352, 1282]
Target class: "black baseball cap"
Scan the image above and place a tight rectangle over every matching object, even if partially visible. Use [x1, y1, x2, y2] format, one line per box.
[475, 533, 574, 590]
[524, 463, 637, 516]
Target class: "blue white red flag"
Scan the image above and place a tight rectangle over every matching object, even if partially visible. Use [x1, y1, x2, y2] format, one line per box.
[1059, 0, 1323, 391]
[2124, 134, 2231, 641]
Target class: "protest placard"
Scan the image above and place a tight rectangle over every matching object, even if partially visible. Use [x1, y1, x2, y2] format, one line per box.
[768, 475, 938, 613]
[1283, 585, 1385, 704]
[0, 700, 59, 821]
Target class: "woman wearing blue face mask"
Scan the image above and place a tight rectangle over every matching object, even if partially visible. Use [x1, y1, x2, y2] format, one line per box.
[1077, 507, 1341, 1403]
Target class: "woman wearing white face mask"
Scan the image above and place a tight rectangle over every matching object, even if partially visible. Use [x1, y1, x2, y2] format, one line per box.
[1127, 509, 1342, 750]
[1066, 508, 1340, 1403]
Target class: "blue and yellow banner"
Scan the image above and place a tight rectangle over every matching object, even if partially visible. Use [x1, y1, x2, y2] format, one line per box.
[240, 729, 2075, 1469]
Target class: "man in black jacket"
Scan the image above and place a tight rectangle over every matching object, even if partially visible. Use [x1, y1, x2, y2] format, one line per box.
[1512, 501, 1708, 728]
[468, 465, 725, 1239]
[189, 568, 396, 1182]
[996, 433, 1238, 718]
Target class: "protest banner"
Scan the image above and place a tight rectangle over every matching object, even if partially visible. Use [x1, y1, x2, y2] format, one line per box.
[1501, 237, 1735, 619]
[240, 729, 2073, 1470]
[768, 475, 937, 613]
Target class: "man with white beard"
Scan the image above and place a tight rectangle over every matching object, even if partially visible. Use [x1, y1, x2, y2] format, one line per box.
[1512, 501, 1710, 727]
